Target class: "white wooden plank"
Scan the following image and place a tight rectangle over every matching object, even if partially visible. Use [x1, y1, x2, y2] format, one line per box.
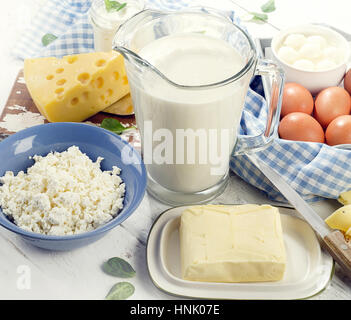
[0, 223, 171, 299]
[197, 0, 280, 38]
[233, 0, 351, 34]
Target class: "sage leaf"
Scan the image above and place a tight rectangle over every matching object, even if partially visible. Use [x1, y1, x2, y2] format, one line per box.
[41, 33, 57, 46]
[104, 0, 127, 12]
[261, 0, 276, 13]
[114, 2, 127, 11]
[102, 257, 136, 278]
[101, 118, 135, 135]
[249, 12, 268, 24]
[106, 282, 135, 300]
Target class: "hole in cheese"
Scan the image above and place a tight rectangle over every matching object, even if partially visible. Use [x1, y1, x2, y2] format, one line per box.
[100, 95, 105, 101]
[56, 68, 64, 74]
[96, 77, 104, 88]
[67, 56, 78, 64]
[77, 73, 90, 85]
[82, 91, 89, 99]
[56, 79, 66, 86]
[107, 89, 113, 96]
[113, 71, 119, 80]
[71, 97, 79, 105]
[55, 88, 64, 94]
[95, 59, 106, 67]
[122, 75, 128, 85]
[55, 87, 64, 99]
[46, 75, 54, 80]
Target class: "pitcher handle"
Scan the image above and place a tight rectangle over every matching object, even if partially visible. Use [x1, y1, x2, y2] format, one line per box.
[234, 59, 285, 155]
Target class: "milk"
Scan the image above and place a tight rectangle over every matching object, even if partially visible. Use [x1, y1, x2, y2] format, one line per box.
[129, 33, 251, 193]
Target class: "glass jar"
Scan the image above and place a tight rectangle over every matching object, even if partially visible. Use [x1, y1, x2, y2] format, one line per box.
[89, 0, 145, 52]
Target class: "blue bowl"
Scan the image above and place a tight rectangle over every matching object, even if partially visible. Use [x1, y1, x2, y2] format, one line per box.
[0, 123, 147, 251]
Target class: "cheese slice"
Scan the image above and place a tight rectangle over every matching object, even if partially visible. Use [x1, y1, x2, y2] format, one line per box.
[325, 205, 351, 232]
[103, 93, 134, 115]
[24, 51, 130, 122]
[338, 190, 351, 205]
[179, 204, 286, 283]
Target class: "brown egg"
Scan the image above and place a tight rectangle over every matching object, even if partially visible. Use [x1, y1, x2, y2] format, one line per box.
[344, 69, 351, 95]
[326, 115, 351, 145]
[279, 112, 325, 143]
[314, 87, 351, 128]
[281, 83, 314, 118]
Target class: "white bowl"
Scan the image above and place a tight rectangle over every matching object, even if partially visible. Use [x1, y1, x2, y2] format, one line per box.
[271, 24, 350, 94]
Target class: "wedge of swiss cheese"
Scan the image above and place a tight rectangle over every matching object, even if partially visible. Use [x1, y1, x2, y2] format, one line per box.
[103, 93, 134, 115]
[24, 51, 130, 122]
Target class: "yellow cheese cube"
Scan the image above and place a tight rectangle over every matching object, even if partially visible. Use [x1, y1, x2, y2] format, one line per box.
[179, 204, 286, 283]
[24, 51, 130, 122]
[325, 205, 351, 232]
[338, 190, 351, 205]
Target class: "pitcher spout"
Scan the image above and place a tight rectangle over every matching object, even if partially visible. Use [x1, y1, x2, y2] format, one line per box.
[112, 9, 170, 83]
[112, 9, 164, 50]
[113, 45, 144, 65]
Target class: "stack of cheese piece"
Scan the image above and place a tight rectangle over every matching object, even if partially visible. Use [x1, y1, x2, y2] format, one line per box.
[24, 51, 133, 122]
[325, 190, 351, 239]
[180, 204, 286, 283]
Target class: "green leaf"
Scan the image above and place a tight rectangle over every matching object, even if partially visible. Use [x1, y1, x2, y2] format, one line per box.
[114, 2, 127, 11]
[101, 118, 135, 135]
[261, 0, 276, 13]
[41, 33, 57, 46]
[249, 12, 268, 23]
[105, 282, 135, 300]
[102, 257, 136, 278]
[104, 0, 127, 12]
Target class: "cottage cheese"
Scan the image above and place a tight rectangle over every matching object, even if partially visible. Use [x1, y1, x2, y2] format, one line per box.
[0, 146, 125, 236]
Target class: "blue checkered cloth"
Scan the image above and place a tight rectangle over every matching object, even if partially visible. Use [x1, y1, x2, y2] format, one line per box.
[12, 0, 351, 202]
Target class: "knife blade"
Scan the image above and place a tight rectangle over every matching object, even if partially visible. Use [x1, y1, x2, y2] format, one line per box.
[247, 153, 351, 277]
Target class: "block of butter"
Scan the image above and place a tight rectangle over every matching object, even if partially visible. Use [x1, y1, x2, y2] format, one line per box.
[24, 51, 130, 122]
[179, 204, 286, 283]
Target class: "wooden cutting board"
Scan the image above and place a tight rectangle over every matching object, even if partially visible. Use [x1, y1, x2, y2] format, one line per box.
[0, 70, 140, 148]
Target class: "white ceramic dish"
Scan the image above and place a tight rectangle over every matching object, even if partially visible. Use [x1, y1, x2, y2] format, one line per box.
[271, 24, 350, 94]
[146, 205, 334, 300]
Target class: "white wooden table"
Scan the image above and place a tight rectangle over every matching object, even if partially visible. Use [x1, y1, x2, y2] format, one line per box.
[0, 0, 351, 299]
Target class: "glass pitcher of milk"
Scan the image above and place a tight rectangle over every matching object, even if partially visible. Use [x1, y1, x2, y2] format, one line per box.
[113, 8, 284, 205]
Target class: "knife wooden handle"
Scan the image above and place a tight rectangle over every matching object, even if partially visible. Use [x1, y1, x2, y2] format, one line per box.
[323, 230, 351, 277]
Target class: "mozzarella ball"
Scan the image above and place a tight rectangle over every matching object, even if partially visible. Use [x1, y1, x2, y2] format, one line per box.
[299, 42, 322, 59]
[284, 33, 307, 50]
[277, 46, 299, 64]
[293, 59, 315, 71]
[315, 59, 337, 71]
[306, 35, 328, 49]
[324, 46, 344, 64]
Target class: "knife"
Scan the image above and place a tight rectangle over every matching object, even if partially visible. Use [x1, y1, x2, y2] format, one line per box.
[247, 153, 351, 277]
